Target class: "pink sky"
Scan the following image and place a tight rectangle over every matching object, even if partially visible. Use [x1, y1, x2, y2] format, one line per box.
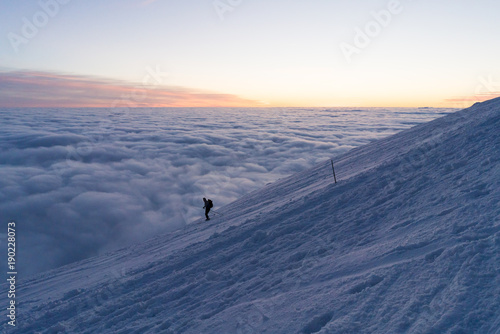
[0, 71, 262, 108]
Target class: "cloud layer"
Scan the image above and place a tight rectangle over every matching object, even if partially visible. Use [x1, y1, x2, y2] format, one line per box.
[0, 107, 452, 276]
[0, 70, 261, 108]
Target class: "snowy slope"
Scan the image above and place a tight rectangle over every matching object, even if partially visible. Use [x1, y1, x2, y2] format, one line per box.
[9, 98, 500, 333]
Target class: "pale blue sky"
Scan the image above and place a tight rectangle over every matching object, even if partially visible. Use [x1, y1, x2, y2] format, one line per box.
[1, 0, 499, 107]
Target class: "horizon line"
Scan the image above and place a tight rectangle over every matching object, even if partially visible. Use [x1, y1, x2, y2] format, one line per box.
[0, 69, 496, 109]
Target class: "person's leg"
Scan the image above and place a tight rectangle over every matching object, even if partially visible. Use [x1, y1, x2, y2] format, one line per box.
[205, 208, 210, 220]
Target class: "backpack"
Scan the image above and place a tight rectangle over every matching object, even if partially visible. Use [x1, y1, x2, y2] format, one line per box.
[207, 199, 213, 209]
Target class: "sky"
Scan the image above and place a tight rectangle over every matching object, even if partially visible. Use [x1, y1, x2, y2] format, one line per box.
[1, 0, 500, 107]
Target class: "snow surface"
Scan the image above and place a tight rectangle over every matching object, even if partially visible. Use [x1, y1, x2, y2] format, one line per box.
[7, 98, 500, 333]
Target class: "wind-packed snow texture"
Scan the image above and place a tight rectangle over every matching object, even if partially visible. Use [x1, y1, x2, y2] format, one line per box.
[0, 107, 451, 276]
[6, 99, 500, 333]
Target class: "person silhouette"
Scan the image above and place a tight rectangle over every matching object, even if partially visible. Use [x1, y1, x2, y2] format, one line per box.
[203, 198, 213, 221]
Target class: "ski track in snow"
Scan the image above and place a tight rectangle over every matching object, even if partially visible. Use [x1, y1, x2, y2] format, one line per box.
[4, 99, 500, 333]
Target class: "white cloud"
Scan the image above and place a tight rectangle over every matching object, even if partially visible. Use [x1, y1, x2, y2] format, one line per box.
[0, 107, 452, 276]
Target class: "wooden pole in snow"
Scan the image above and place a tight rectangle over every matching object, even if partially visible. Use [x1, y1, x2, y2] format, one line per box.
[331, 160, 337, 184]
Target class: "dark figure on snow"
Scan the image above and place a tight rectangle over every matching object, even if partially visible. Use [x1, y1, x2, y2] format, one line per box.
[203, 198, 213, 221]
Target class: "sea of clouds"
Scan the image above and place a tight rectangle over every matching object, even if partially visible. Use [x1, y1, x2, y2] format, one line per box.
[0, 107, 453, 276]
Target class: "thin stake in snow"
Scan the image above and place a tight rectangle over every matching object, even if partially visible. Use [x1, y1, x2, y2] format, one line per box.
[331, 160, 337, 183]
